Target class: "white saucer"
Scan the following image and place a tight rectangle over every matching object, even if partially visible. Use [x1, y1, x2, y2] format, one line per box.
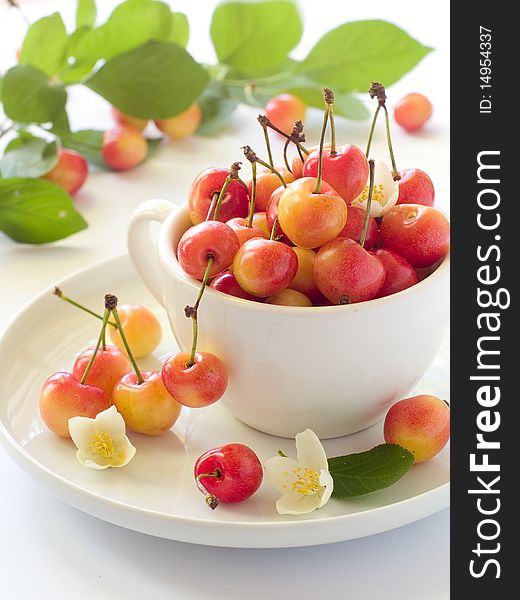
[0, 255, 449, 548]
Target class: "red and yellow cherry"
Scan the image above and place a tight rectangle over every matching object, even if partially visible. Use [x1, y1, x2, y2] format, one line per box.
[39, 372, 111, 438]
[372, 248, 418, 298]
[251, 212, 270, 238]
[155, 103, 201, 139]
[303, 144, 368, 203]
[162, 351, 228, 408]
[277, 177, 347, 249]
[112, 370, 181, 436]
[108, 304, 162, 358]
[397, 168, 435, 206]
[314, 237, 385, 304]
[72, 345, 131, 397]
[226, 217, 266, 246]
[338, 205, 379, 249]
[194, 443, 263, 505]
[394, 93, 432, 132]
[111, 107, 148, 131]
[233, 238, 298, 297]
[265, 94, 306, 135]
[102, 125, 148, 171]
[42, 149, 88, 196]
[384, 395, 450, 463]
[290, 247, 322, 302]
[188, 168, 249, 225]
[265, 186, 292, 245]
[178, 221, 240, 280]
[210, 270, 259, 301]
[291, 144, 323, 180]
[248, 168, 294, 212]
[267, 288, 312, 306]
[380, 205, 450, 268]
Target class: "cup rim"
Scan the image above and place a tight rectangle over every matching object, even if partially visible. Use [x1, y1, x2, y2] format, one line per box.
[159, 202, 450, 314]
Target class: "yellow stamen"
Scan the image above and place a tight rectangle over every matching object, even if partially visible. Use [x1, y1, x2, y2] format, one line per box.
[91, 431, 115, 459]
[358, 183, 386, 206]
[290, 467, 322, 495]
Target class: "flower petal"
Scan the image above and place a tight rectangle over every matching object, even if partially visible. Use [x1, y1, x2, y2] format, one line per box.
[68, 415, 94, 450]
[76, 450, 111, 470]
[276, 493, 321, 515]
[93, 405, 127, 440]
[111, 438, 136, 467]
[352, 159, 399, 217]
[318, 469, 334, 508]
[295, 429, 328, 473]
[264, 456, 301, 495]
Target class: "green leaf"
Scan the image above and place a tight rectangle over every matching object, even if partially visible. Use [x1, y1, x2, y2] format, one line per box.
[0, 178, 88, 244]
[60, 27, 98, 84]
[1, 65, 67, 124]
[0, 134, 58, 178]
[168, 12, 189, 48]
[86, 41, 209, 119]
[76, 0, 97, 28]
[298, 20, 432, 92]
[210, 0, 303, 76]
[20, 13, 69, 77]
[197, 82, 237, 136]
[328, 444, 415, 498]
[73, 0, 173, 64]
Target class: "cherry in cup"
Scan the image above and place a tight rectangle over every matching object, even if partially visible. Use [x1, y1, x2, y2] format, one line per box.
[397, 168, 435, 206]
[371, 248, 418, 298]
[194, 443, 263, 509]
[210, 271, 259, 301]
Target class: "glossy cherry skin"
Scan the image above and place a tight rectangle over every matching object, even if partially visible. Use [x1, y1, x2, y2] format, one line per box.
[112, 371, 181, 436]
[248, 168, 294, 212]
[155, 103, 201, 139]
[394, 93, 432, 132]
[188, 168, 249, 225]
[42, 149, 88, 195]
[109, 304, 162, 358]
[384, 395, 450, 463]
[226, 217, 266, 246]
[194, 443, 263, 503]
[265, 94, 306, 135]
[291, 144, 322, 180]
[111, 107, 148, 131]
[162, 351, 228, 408]
[337, 205, 379, 249]
[380, 205, 450, 268]
[303, 144, 369, 203]
[102, 125, 148, 171]
[277, 178, 347, 249]
[267, 288, 312, 306]
[40, 372, 111, 438]
[210, 270, 259, 301]
[251, 212, 270, 238]
[397, 168, 435, 206]
[178, 221, 240, 280]
[290, 247, 322, 303]
[314, 237, 385, 304]
[233, 238, 298, 297]
[73, 345, 131, 397]
[371, 248, 418, 298]
[265, 185, 292, 245]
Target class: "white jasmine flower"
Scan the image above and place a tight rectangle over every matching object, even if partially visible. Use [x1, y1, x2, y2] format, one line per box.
[352, 159, 399, 217]
[265, 429, 333, 515]
[68, 406, 136, 469]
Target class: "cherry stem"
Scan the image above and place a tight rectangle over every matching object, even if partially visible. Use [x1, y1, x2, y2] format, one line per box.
[213, 162, 242, 220]
[283, 138, 292, 173]
[365, 104, 381, 158]
[324, 88, 336, 156]
[383, 105, 400, 181]
[53, 287, 117, 329]
[314, 91, 331, 194]
[186, 256, 214, 367]
[205, 192, 220, 221]
[247, 161, 257, 227]
[269, 217, 279, 240]
[80, 306, 111, 385]
[106, 294, 144, 385]
[260, 122, 274, 168]
[195, 470, 221, 510]
[257, 115, 309, 155]
[242, 146, 286, 188]
[359, 159, 375, 248]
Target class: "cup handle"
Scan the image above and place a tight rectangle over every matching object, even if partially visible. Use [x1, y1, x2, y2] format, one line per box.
[127, 199, 177, 306]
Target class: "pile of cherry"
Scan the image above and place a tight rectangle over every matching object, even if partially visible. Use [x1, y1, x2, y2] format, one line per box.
[178, 85, 450, 308]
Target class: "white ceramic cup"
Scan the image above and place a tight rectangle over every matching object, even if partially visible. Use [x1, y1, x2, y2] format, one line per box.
[128, 199, 450, 439]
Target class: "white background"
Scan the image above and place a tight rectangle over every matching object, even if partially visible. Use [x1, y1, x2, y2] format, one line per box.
[0, 1, 450, 598]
